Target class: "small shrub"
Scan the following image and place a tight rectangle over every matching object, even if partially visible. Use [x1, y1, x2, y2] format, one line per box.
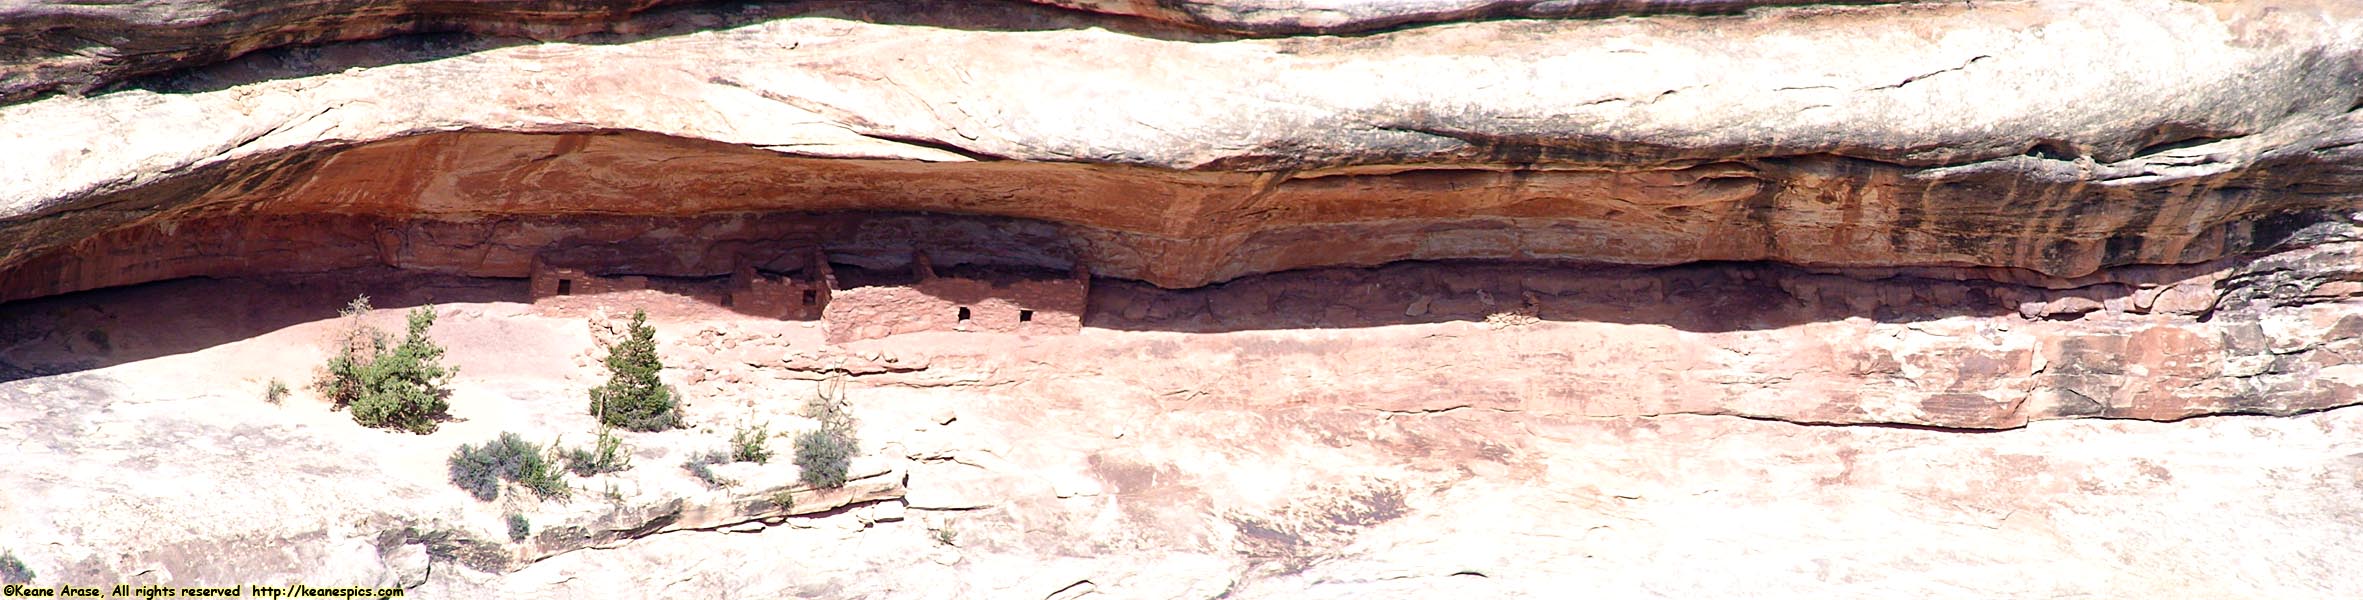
[448, 432, 567, 502]
[681, 421, 776, 489]
[793, 428, 855, 489]
[505, 513, 531, 543]
[561, 428, 633, 477]
[930, 524, 957, 547]
[794, 376, 858, 489]
[264, 378, 290, 404]
[685, 461, 720, 488]
[0, 550, 30, 584]
[682, 450, 732, 489]
[588, 310, 684, 432]
[803, 375, 852, 429]
[768, 489, 795, 512]
[447, 439, 516, 502]
[516, 446, 570, 501]
[315, 297, 456, 434]
[730, 422, 772, 465]
[314, 295, 382, 408]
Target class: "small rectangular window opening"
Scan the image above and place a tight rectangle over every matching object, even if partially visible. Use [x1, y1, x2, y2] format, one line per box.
[957, 307, 972, 321]
[802, 290, 819, 305]
[1019, 309, 1035, 322]
[556, 279, 573, 295]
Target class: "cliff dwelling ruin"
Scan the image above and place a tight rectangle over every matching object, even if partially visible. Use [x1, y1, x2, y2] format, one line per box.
[3, 0, 2363, 597]
[530, 248, 1089, 342]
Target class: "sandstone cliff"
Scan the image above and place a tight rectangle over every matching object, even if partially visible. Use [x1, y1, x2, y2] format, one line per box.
[2, 0, 2359, 301]
[1, 0, 2361, 598]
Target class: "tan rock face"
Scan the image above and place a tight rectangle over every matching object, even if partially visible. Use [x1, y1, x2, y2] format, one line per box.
[1, 125, 2357, 302]
[2, 0, 2361, 301]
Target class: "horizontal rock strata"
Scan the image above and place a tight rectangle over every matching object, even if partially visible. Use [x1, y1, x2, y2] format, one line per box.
[3, 0, 2362, 303]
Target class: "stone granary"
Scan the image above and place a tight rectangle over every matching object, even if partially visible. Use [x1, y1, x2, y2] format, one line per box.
[528, 257, 648, 298]
[724, 250, 834, 320]
[821, 250, 1089, 343]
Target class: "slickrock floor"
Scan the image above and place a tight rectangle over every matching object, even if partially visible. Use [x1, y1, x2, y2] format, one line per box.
[1, 266, 2358, 597]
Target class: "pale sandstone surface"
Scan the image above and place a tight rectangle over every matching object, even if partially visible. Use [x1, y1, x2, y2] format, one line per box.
[3, 0, 2362, 301]
[0, 274, 2359, 598]
[0, 0, 706, 103]
[1036, 0, 1935, 33]
[0, 0, 1937, 102]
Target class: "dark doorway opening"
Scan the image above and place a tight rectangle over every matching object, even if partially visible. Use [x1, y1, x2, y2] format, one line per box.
[556, 279, 573, 295]
[802, 290, 819, 305]
[957, 307, 972, 321]
[1019, 309, 1035, 322]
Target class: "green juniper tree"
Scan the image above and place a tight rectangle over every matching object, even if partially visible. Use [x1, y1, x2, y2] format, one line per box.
[588, 309, 683, 431]
[316, 296, 455, 434]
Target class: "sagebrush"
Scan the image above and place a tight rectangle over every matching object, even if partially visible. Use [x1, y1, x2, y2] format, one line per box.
[793, 428, 855, 489]
[682, 450, 733, 489]
[793, 376, 858, 489]
[448, 432, 568, 502]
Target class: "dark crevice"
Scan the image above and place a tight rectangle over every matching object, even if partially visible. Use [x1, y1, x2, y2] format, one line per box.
[2127, 134, 2231, 161]
[849, 131, 1009, 163]
[2022, 140, 2076, 161]
[2113, 121, 2247, 163]
[523, 492, 908, 568]
[1719, 413, 2022, 433]
[1866, 54, 1990, 91]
